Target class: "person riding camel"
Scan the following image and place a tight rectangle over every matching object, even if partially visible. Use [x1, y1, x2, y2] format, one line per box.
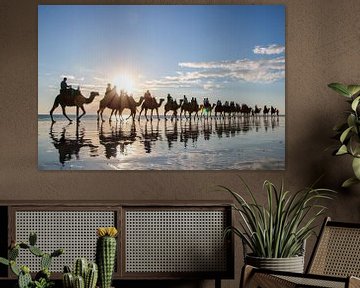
[167, 93, 173, 104]
[105, 83, 112, 94]
[60, 77, 72, 95]
[144, 90, 152, 102]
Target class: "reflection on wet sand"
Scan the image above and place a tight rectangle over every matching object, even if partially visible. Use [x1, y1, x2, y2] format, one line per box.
[49, 123, 98, 165]
[98, 121, 137, 158]
[48, 115, 281, 165]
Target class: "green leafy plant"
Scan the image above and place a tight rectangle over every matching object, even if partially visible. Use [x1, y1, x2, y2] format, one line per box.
[328, 83, 360, 187]
[0, 232, 63, 288]
[222, 179, 334, 258]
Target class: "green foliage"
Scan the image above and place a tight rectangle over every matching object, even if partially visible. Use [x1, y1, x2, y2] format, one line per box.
[0, 233, 63, 288]
[329, 82, 360, 187]
[222, 178, 335, 258]
[32, 278, 54, 288]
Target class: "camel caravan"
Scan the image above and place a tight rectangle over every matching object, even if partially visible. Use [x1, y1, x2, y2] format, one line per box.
[96, 87, 281, 122]
[50, 79, 280, 123]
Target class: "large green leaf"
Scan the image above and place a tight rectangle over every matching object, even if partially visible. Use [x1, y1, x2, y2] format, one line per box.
[336, 145, 348, 155]
[328, 83, 351, 97]
[352, 157, 360, 179]
[347, 85, 360, 97]
[340, 126, 353, 143]
[351, 96, 360, 111]
[342, 177, 360, 188]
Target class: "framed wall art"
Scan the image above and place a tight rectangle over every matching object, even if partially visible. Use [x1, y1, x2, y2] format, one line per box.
[38, 5, 285, 170]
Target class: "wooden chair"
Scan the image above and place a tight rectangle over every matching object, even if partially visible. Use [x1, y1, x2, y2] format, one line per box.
[241, 217, 360, 288]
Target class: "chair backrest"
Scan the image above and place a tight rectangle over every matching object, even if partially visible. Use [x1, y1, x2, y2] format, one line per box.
[307, 217, 360, 277]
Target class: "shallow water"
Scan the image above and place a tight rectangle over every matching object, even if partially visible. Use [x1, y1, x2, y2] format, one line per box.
[38, 114, 285, 170]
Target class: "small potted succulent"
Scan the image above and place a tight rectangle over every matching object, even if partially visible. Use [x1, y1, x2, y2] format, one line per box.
[222, 179, 334, 273]
[328, 83, 360, 187]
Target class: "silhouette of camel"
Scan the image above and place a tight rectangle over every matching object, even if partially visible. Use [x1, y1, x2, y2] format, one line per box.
[254, 105, 262, 115]
[263, 105, 270, 115]
[97, 90, 120, 122]
[200, 103, 216, 118]
[50, 90, 99, 123]
[215, 100, 223, 118]
[138, 98, 165, 121]
[114, 95, 145, 121]
[271, 106, 277, 116]
[164, 99, 183, 121]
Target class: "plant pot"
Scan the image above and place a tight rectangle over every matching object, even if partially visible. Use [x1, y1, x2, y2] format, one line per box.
[245, 254, 304, 273]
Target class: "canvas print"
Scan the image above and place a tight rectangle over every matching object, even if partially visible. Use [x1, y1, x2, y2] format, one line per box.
[38, 5, 285, 170]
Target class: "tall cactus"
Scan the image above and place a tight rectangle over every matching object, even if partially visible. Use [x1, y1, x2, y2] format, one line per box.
[85, 262, 98, 288]
[74, 258, 88, 279]
[96, 227, 118, 288]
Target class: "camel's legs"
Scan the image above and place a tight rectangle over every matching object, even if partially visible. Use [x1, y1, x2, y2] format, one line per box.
[164, 109, 168, 120]
[77, 106, 86, 121]
[138, 107, 144, 121]
[156, 108, 160, 121]
[97, 109, 101, 122]
[61, 105, 73, 123]
[109, 109, 115, 122]
[50, 104, 59, 123]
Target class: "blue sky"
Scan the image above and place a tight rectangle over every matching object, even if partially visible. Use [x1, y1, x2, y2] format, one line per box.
[38, 5, 285, 114]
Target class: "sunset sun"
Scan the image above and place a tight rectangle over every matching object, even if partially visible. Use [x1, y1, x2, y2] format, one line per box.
[113, 74, 135, 93]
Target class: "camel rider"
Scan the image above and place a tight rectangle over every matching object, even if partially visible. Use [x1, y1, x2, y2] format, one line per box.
[105, 83, 112, 94]
[183, 95, 188, 103]
[60, 77, 72, 95]
[144, 90, 152, 101]
[167, 93, 173, 104]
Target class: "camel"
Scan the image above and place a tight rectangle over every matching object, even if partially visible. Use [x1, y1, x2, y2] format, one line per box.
[138, 98, 165, 121]
[254, 105, 262, 115]
[50, 90, 99, 123]
[271, 106, 277, 116]
[97, 90, 121, 122]
[180, 98, 201, 120]
[214, 100, 223, 118]
[263, 105, 270, 115]
[164, 99, 183, 121]
[201, 103, 216, 118]
[115, 95, 145, 121]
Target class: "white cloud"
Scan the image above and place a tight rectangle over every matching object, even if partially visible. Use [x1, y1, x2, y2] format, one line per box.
[177, 57, 285, 84]
[253, 44, 285, 55]
[203, 81, 221, 91]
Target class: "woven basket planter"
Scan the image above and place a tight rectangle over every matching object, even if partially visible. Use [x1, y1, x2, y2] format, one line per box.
[245, 254, 305, 273]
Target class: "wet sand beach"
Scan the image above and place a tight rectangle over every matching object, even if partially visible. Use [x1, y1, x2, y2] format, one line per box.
[38, 114, 285, 170]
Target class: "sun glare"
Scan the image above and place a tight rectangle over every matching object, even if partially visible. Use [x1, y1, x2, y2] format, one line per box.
[112, 74, 135, 94]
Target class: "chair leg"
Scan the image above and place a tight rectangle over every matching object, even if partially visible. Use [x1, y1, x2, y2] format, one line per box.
[240, 265, 255, 288]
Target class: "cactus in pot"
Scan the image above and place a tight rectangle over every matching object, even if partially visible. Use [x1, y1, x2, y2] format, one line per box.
[62, 259, 98, 288]
[96, 227, 118, 288]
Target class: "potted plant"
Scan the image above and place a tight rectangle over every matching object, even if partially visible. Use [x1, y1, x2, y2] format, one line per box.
[328, 83, 360, 187]
[222, 179, 334, 273]
[0, 232, 64, 288]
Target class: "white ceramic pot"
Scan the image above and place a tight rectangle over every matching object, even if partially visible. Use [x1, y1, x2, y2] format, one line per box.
[245, 254, 305, 273]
